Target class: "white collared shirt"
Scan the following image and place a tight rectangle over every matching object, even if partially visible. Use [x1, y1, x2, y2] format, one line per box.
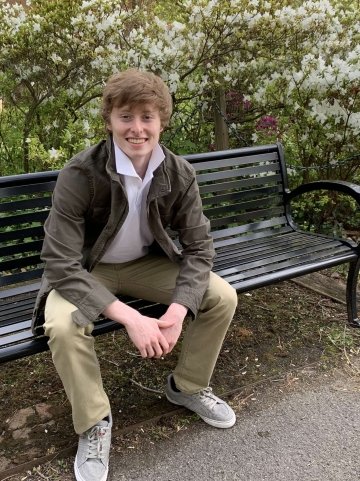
[100, 142, 165, 263]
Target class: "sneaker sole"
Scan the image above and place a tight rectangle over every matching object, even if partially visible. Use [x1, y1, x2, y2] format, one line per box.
[201, 412, 236, 429]
[165, 393, 236, 429]
[74, 455, 109, 481]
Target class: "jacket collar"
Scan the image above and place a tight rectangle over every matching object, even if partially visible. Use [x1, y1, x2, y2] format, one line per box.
[105, 134, 118, 181]
[148, 147, 172, 200]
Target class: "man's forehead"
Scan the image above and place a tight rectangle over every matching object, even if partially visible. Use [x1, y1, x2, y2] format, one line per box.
[115, 103, 159, 113]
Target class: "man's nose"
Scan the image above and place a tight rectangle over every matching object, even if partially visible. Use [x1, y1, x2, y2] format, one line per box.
[130, 117, 143, 134]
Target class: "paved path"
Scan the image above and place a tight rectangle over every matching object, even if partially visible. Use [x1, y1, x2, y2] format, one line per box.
[110, 372, 360, 481]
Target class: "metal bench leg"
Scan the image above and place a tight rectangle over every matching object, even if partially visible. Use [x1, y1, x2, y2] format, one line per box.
[347, 257, 360, 327]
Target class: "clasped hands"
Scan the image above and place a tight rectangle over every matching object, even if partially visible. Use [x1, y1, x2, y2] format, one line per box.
[103, 300, 187, 359]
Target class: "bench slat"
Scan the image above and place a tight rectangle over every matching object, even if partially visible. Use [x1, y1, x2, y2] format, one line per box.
[0, 254, 42, 271]
[0, 210, 49, 228]
[219, 248, 356, 283]
[215, 240, 353, 275]
[201, 185, 283, 206]
[191, 151, 279, 171]
[0, 195, 52, 213]
[204, 196, 283, 218]
[196, 162, 280, 183]
[1, 327, 36, 346]
[0, 319, 31, 336]
[229, 253, 357, 292]
[0, 281, 41, 300]
[199, 174, 283, 194]
[0, 239, 43, 257]
[0, 340, 49, 362]
[0, 300, 34, 319]
[215, 231, 317, 258]
[210, 216, 289, 240]
[0, 268, 44, 287]
[212, 225, 293, 249]
[215, 235, 337, 265]
[0, 181, 56, 198]
[210, 206, 286, 229]
[0, 225, 44, 242]
[0, 305, 35, 325]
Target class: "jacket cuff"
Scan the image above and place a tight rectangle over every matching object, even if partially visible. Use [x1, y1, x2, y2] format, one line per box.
[171, 287, 205, 319]
[72, 287, 117, 326]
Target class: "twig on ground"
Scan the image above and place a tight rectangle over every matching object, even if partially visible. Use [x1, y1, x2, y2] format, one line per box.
[234, 365, 248, 376]
[99, 357, 121, 367]
[343, 348, 360, 375]
[130, 379, 163, 394]
[125, 351, 142, 357]
[236, 392, 255, 405]
[257, 305, 272, 312]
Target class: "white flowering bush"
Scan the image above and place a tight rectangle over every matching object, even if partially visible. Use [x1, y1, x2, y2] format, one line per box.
[0, 0, 359, 184]
[0, 0, 136, 172]
[245, 1, 360, 182]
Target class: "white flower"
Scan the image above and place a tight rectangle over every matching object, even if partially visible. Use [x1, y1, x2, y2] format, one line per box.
[48, 148, 60, 160]
[172, 21, 185, 32]
[83, 120, 90, 133]
[287, 168, 297, 176]
[80, 0, 97, 9]
[50, 53, 62, 63]
[187, 80, 197, 92]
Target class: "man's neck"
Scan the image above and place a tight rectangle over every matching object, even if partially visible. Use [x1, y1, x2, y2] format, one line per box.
[131, 158, 150, 180]
[114, 141, 164, 181]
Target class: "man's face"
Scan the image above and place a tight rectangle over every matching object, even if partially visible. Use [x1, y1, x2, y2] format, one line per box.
[107, 103, 163, 166]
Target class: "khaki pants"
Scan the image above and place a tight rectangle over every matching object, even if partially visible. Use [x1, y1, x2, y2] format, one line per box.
[44, 255, 238, 434]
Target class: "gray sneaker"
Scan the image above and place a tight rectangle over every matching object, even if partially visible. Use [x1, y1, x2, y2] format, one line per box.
[74, 413, 112, 481]
[165, 375, 236, 428]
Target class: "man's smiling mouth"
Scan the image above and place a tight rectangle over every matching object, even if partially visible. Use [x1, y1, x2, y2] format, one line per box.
[127, 138, 147, 144]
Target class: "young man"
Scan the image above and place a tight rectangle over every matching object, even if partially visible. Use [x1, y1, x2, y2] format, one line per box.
[32, 69, 238, 481]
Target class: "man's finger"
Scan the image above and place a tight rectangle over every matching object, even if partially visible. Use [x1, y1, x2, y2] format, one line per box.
[157, 318, 176, 328]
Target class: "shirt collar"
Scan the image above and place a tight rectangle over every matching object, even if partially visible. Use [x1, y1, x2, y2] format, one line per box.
[114, 142, 165, 181]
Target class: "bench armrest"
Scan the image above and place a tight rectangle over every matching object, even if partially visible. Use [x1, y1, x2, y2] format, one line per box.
[286, 180, 360, 206]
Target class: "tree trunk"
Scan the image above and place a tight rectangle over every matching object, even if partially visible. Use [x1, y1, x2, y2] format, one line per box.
[214, 89, 229, 151]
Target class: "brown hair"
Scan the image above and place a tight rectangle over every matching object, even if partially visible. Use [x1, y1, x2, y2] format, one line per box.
[101, 69, 173, 129]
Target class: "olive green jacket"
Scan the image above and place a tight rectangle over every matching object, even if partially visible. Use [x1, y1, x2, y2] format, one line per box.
[32, 136, 215, 333]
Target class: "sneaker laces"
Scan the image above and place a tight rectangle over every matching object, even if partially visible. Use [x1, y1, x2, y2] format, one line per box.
[86, 425, 109, 460]
[195, 387, 220, 410]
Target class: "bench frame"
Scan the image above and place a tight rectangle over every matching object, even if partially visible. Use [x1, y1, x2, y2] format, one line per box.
[1, 143, 359, 363]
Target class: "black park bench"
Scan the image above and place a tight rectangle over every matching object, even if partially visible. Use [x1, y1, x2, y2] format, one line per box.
[1, 143, 359, 364]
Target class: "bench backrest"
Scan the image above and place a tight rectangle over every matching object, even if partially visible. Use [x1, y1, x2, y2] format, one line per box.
[0, 143, 290, 292]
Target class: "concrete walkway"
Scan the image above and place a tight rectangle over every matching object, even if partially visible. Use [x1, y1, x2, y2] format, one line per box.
[110, 371, 360, 481]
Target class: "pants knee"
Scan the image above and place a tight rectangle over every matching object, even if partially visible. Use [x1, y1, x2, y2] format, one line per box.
[44, 290, 91, 347]
[226, 284, 238, 312]
[203, 273, 238, 319]
[219, 283, 238, 318]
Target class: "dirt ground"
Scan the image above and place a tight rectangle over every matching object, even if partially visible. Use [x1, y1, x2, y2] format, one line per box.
[1, 277, 360, 480]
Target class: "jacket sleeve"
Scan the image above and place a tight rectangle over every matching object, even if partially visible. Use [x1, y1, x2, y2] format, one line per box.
[41, 164, 117, 326]
[169, 173, 215, 317]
